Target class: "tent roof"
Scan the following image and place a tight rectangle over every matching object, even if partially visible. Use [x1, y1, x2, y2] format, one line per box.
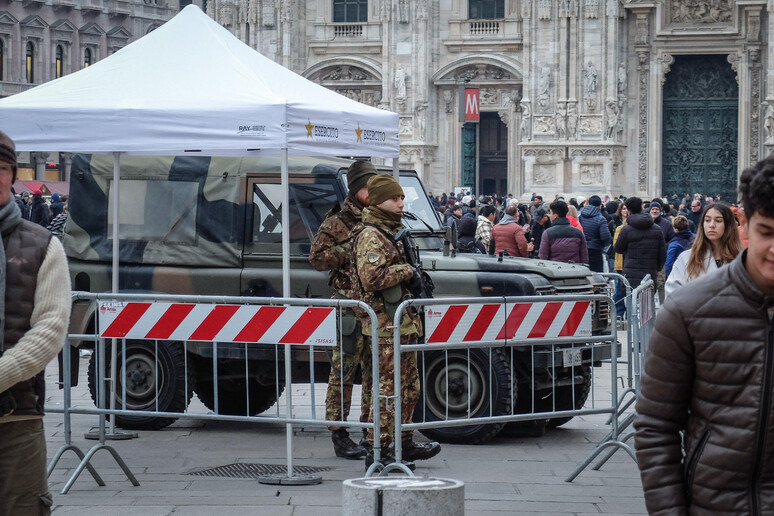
[0, 5, 398, 158]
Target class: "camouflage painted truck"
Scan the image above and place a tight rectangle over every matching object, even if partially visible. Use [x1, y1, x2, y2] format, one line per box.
[64, 153, 612, 444]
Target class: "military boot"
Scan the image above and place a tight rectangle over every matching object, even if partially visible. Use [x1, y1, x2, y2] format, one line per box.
[401, 439, 441, 461]
[331, 429, 367, 460]
[358, 428, 370, 449]
[364, 446, 416, 472]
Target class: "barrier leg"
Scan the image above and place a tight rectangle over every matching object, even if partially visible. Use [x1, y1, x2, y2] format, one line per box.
[60, 443, 139, 494]
[591, 412, 637, 470]
[565, 441, 637, 482]
[48, 445, 105, 486]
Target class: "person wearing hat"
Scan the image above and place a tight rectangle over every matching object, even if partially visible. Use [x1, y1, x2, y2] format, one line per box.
[578, 195, 612, 272]
[648, 199, 674, 304]
[50, 193, 66, 218]
[528, 205, 551, 257]
[309, 160, 377, 460]
[354, 174, 441, 470]
[0, 130, 71, 515]
[28, 189, 51, 229]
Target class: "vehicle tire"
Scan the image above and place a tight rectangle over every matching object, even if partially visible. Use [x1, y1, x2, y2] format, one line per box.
[413, 348, 514, 445]
[192, 357, 284, 415]
[544, 365, 593, 428]
[87, 340, 194, 431]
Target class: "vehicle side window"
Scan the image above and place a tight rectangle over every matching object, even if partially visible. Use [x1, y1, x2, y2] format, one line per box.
[107, 179, 198, 243]
[251, 180, 340, 245]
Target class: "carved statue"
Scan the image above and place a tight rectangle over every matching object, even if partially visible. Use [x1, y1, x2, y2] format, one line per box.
[555, 104, 567, 139]
[583, 61, 598, 98]
[416, 106, 426, 140]
[443, 90, 454, 113]
[606, 102, 619, 140]
[671, 0, 732, 24]
[617, 64, 627, 96]
[520, 101, 532, 141]
[567, 102, 578, 139]
[765, 103, 774, 142]
[538, 65, 551, 96]
[398, 0, 409, 23]
[394, 66, 407, 98]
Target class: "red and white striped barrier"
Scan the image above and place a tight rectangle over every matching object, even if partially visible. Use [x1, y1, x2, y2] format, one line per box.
[97, 302, 337, 346]
[424, 301, 592, 344]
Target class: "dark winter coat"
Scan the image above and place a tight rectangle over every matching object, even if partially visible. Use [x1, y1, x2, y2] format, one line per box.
[635, 251, 774, 515]
[29, 198, 50, 228]
[538, 218, 588, 265]
[654, 214, 675, 243]
[528, 218, 551, 257]
[614, 212, 666, 288]
[578, 205, 612, 251]
[457, 217, 485, 254]
[686, 208, 702, 230]
[665, 228, 695, 277]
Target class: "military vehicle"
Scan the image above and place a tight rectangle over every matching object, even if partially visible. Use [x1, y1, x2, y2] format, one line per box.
[64, 153, 612, 444]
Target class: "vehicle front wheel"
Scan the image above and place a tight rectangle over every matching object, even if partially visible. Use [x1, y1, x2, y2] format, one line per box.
[87, 340, 194, 431]
[192, 356, 284, 415]
[413, 348, 514, 445]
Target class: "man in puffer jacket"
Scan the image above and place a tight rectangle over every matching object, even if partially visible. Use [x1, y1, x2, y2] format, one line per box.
[491, 203, 528, 257]
[614, 196, 666, 288]
[539, 200, 587, 265]
[578, 195, 611, 272]
[634, 155, 774, 515]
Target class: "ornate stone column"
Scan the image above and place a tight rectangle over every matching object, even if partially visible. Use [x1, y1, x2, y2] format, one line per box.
[31, 152, 49, 181]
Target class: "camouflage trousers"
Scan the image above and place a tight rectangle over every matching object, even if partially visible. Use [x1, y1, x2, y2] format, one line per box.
[325, 333, 372, 430]
[367, 334, 420, 447]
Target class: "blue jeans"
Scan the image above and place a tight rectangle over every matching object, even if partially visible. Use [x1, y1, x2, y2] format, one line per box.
[613, 275, 627, 317]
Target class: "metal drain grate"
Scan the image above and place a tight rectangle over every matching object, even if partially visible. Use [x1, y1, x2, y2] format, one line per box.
[188, 463, 332, 479]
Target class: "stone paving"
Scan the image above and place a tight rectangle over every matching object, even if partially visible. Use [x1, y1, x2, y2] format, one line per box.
[44, 337, 647, 515]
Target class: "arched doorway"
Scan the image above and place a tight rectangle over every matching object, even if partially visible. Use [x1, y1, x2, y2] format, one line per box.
[661, 54, 738, 202]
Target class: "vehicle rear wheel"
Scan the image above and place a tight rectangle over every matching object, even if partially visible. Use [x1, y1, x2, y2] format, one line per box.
[192, 357, 284, 415]
[413, 348, 514, 445]
[87, 340, 194, 430]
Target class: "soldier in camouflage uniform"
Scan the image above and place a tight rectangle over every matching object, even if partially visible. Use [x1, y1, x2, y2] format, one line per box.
[354, 174, 441, 469]
[309, 161, 376, 459]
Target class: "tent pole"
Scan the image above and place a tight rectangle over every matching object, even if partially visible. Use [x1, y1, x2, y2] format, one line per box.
[110, 152, 120, 436]
[281, 148, 293, 478]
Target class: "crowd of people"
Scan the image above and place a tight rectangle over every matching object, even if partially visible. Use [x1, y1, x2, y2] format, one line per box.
[11, 187, 68, 236]
[429, 189, 749, 320]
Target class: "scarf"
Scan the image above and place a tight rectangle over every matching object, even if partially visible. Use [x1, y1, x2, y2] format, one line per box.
[0, 199, 22, 353]
[363, 206, 404, 232]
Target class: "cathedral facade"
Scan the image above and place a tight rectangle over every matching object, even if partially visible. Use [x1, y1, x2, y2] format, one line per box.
[209, 0, 769, 201]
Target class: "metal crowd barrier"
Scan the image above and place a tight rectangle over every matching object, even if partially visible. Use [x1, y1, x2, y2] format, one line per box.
[385, 293, 626, 480]
[46, 291, 385, 493]
[565, 276, 656, 480]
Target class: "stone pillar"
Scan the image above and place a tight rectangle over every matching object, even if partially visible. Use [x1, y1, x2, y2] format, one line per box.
[31, 152, 49, 181]
[60, 153, 75, 183]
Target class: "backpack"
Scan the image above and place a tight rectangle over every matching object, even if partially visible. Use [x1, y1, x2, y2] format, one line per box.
[457, 239, 482, 254]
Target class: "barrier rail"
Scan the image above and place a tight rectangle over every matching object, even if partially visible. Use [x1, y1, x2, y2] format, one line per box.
[47, 291, 386, 492]
[386, 294, 623, 477]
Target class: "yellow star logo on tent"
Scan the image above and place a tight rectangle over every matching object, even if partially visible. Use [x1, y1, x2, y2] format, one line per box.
[305, 119, 314, 138]
[355, 124, 363, 143]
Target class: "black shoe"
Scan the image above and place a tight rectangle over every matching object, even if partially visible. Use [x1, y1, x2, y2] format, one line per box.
[358, 429, 371, 450]
[365, 446, 416, 472]
[401, 439, 441, 461]
[332, 429, 367, 460]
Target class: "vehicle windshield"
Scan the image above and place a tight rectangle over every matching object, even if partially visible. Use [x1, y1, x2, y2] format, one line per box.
[399, 175, 443, 233]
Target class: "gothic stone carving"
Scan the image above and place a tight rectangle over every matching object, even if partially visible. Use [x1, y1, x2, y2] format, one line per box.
[533, 116, 556, 135]
[579, 115, 602, 135]
[533, 164, 556, 185]
[580, 164, 604, 185]
[670, 1, 732, 24]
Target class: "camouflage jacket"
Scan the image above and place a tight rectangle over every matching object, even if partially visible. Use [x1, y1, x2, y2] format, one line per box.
[309, 196, 363, 298]
[353, 207, 422, 339]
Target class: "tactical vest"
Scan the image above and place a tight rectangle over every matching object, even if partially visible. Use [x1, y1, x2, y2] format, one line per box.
[2, 220, 52, 417]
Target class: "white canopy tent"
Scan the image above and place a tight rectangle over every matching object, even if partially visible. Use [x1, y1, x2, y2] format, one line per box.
[0, 6, 399, 468]
[0, 4, 400, 296]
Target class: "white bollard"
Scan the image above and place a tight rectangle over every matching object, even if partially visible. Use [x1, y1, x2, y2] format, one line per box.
[342, 476, 464, 516]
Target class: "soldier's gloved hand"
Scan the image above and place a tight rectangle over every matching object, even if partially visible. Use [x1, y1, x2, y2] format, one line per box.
[408, 266, 424, 297]
[0, 390, 16, 417]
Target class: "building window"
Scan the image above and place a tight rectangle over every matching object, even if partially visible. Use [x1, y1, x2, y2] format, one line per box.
[0, 39, 4, 82]
[333, 0, 367, 23]
[26, 42, 34, 83]
[469, 0, 504, 19]
[56, 45, 64, 78]
[84, 48, 92, 68]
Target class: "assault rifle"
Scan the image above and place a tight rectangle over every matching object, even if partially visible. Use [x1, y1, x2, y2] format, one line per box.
[396, 212, 435, 299]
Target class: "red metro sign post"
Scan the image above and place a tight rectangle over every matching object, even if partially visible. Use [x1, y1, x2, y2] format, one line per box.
[463, 88, 480, 122]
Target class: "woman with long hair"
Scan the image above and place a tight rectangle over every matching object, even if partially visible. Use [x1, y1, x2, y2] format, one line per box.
[611, 201, 629, 317]
[665, 203, 744, 298]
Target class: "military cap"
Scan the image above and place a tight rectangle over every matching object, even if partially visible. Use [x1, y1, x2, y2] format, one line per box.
[367, 174, 404, 206]
[347, 160, 378, 194]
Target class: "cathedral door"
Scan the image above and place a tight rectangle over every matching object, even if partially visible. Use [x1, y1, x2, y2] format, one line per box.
[461, 123, 477, 192]
[662, 54, 738, 202]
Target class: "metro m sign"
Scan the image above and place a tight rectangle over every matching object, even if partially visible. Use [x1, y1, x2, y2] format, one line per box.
[464, 88, 479, 122]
